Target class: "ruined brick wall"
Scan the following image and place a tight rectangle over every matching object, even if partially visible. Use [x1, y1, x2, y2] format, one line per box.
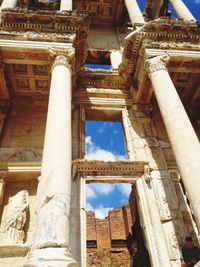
[86, 205, 133, 266]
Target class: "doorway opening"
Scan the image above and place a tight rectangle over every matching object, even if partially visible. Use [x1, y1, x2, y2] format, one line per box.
[85, 181, 149, 267]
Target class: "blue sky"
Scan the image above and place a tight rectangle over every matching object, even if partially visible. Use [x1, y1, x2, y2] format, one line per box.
[85, 1, 200, 219]
[85, 122, 132, 219]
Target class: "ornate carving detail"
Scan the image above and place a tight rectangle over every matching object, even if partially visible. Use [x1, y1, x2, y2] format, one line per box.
[162, 220, 183, 261]
[34, 193, 70, 248]
[3, 190, 29, 244]
[152, 179, 179, 221]
[0, 147, 42, 162]
[145, 54, 170, 77]
[49, 48, 75, 72]
[119, 18, 200, 84]
[72, 159, 146, 179]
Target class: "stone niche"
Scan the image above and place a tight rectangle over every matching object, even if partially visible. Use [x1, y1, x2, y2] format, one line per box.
[0, 178, 37, 267]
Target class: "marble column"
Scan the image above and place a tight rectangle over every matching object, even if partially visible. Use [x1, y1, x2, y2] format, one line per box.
[60, 0, 72, 11]
[24, 50, 77, 267]
[145, 54, 200, 232]
[124, 0, 145, 26]
[110, 50, 122, 71]
[169, 0, 196, 21]
[0, 0, 17, 10]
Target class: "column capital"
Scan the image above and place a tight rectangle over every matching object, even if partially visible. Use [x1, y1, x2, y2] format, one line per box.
[49, 48, 75, 72]
[145, 54, 170, 78]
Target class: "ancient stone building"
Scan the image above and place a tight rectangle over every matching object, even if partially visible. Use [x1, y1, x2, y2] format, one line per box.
[86, 205, 132, 266]
[0, 0, 200, 266]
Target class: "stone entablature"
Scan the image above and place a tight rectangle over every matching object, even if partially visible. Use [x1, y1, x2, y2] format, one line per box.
[120, 18, 200, 84]
[72, 159, 148, 178]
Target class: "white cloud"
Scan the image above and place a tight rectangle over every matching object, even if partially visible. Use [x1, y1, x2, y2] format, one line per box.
[195, 0, 200, 3]
[86, 202, 94, 211]
[86, 184, 97, 199]
[86, 135, 125, 161]
[91, 183, 113, 196]
[115, 183, 132, 197]
[86, 202, 114, 219]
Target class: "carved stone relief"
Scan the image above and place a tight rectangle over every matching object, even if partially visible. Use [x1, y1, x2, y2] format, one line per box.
[152, 179, 179, 221]
[3, 190, 29, 245]
[162, 220, 182, 262]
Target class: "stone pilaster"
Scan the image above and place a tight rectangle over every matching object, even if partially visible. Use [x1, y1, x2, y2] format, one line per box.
[145, 54, 200, 232]
[24, 49, 77, 267]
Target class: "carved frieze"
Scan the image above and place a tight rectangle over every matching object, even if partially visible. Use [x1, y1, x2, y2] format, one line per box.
[0, 147, 42, 163]
[119, 18, 200, 84]
[72, 159, 146, 178]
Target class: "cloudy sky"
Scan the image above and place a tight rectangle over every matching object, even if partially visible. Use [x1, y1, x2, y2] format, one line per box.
[85, 122, 132, 219]
[85, 1, 200, 219]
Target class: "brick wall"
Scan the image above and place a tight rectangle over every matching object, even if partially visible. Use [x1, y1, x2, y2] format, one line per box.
[86, 204, 134, 249]
[86, 204, 134, 266]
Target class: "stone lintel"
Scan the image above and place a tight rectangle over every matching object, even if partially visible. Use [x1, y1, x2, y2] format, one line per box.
[72, 159, 148, 178]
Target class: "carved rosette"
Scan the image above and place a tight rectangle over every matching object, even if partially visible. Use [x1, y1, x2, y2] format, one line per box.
[49, 48, 75, 73]
[145, 54, 170, 78]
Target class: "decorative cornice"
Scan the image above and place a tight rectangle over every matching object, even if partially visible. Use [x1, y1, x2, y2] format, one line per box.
[119, 18, 200, 85]
[72, 159, 148, 179]
[144, 54, 170, 77]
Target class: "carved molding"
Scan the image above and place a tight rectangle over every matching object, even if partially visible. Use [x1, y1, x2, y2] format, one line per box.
[72, 159, 147, 178]
[0, 147, 42, 163]
[145, 54, 170, 77]
[119, 18, 200, 84]
[49, 48, 75, 72]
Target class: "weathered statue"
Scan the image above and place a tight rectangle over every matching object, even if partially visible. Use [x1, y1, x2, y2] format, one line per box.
[3, 190, 29, 244]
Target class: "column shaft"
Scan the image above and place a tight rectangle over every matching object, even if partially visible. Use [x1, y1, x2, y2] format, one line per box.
[169, 0, 196, 21]
[25, 53, 77, 267]
[60, 0, 72, 11]
[110, 51, 122, 71]
[0, 0, 17, 10]
[124, 0, 145, 26]
[145, 55, 200, 231]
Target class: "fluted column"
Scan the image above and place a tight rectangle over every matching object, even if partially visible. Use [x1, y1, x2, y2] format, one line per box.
[145, 54, 200, 232]
[124, 0, 145, 26]
[60, 0, 72, 11]
[169, 0, 196, 21]
[24, 49, 77, 267]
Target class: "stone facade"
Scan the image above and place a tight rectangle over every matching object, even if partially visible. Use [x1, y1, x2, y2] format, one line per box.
[0, 0, 199, 266]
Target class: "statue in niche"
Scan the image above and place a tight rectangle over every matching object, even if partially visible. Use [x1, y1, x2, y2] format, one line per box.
[3, 190, 29, 244]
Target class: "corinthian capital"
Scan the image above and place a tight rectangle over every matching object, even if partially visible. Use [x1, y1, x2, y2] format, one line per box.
[145, 54, 170, 78]
[49, 48, 75, 72]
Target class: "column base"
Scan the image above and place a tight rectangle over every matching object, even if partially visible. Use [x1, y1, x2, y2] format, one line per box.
[24, 247, 78, 267]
